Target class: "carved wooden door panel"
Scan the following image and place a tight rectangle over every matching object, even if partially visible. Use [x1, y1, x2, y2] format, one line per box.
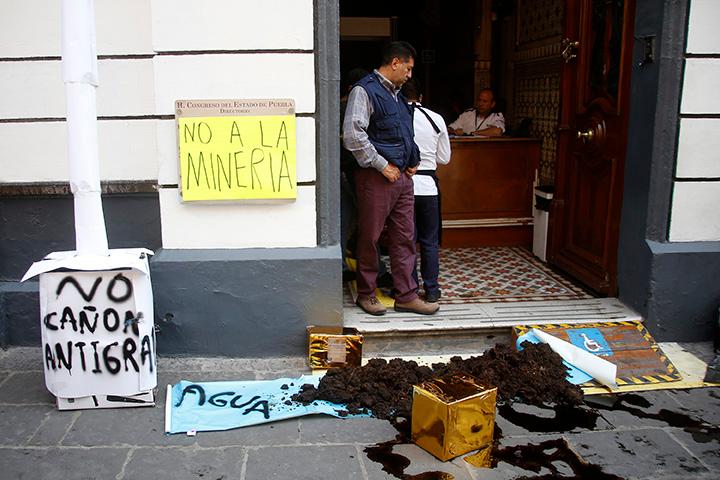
[549, 0, 635, 295]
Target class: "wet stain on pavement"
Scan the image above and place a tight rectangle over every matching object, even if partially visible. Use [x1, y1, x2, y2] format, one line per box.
[365, 414, 618, 480]
[498, 402, 600, 432]
[364, 435, 454, 480]
[594, 393, 720, 444]
[364, 437, 409, 479]
[492, 438, 624, 479]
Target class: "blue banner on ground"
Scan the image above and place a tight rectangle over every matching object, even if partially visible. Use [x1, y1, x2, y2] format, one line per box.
[166, 375, 365, 434]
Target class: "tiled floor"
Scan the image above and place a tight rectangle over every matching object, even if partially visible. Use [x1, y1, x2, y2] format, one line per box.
[343, 247, 640, 337]
[345, 246, 593, 306]
[436, 247, 592, 303]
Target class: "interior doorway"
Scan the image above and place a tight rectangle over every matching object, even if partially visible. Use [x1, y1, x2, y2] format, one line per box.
[340, 0, 559, 182]
[339, 0, 633, 301]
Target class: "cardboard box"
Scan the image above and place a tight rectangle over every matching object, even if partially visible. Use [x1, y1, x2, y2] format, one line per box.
[25, 249, 157, 410]
[411, 374, 497, 462]
[307, 326, 362, 369]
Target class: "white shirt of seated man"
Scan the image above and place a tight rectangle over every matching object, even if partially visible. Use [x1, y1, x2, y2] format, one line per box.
[448, 89, 505, 137]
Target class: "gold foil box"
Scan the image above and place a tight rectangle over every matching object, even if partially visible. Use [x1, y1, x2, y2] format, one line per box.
[411, 374, 497, 462]
[307, 326, 363, 369]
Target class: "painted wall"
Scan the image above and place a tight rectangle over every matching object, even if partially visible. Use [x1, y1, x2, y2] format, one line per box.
[670, 0, 720, 241]
[619, 0, 720, 342]
[0, 0, 318, 249]
[0, 0, 343, 355]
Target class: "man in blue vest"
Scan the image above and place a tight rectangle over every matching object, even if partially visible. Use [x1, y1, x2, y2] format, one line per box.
[343, 41, 439, 316]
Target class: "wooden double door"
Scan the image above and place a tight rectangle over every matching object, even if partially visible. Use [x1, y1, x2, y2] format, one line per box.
[549, 0, 636, 295]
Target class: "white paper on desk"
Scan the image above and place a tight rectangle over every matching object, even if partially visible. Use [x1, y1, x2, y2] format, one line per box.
[532, 328, 618, 388]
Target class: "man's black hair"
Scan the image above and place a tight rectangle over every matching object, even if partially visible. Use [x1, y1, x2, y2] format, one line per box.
[401, 78, 422, 101]
[381, 41, 416, 66]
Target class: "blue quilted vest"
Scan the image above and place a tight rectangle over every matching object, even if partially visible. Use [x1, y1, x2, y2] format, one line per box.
[355, 72, 419, 170]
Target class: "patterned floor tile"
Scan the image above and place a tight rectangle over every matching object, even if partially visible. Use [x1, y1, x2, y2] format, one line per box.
[344, 247, 592, 306]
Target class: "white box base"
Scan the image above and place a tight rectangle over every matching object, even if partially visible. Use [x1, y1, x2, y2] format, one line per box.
[57, 390, 155, 410]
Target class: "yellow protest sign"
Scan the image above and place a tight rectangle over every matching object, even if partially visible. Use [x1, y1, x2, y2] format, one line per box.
[176, 99, 297, 201]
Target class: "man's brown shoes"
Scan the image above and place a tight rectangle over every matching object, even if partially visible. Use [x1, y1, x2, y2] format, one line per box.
[394, 297, 440, 315]
[356, 296, 387, 316]
[357, 296, 440, 316]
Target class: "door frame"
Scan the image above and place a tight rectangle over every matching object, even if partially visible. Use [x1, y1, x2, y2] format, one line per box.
[614, 0, 720, 342]
[326, 1, 719, 341]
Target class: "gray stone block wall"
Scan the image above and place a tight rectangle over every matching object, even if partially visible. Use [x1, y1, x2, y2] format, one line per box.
[150, 247, 342, 357]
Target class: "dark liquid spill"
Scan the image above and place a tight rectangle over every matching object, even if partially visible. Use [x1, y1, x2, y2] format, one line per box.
[366, 409, 614, 480]
[365, 433, 623, 479]
[492, 438, 625, 480]
[364, 437, 409, 479]
[364, 435, 454, 480]
[498, 402, 600, 432]
[406, 473, 454, 480]
[594, 393, 720, 444]
[491, 404, 621, 478]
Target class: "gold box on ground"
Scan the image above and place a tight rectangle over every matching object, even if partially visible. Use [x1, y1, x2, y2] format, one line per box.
[307, 326, 363, 369]
[411, 374, 497, 462]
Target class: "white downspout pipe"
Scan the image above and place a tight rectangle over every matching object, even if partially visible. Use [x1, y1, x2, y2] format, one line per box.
[61, 0, 108, 255]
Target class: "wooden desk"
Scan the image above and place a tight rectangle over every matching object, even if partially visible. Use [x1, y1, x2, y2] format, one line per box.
[437, 137, 541, 247]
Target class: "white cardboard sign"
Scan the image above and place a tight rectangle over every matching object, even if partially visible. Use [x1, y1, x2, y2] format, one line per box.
[39, 268, 156, 397]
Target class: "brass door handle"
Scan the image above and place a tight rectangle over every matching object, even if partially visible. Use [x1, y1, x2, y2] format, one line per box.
[561, 38, 580, 63]
[577, 129, 594, 141]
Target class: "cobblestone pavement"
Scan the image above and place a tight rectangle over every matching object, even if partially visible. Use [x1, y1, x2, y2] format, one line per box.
[1, 345, 718, 480]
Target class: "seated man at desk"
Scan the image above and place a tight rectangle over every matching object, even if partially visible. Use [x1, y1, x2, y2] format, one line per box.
[447, 89, 505, 137]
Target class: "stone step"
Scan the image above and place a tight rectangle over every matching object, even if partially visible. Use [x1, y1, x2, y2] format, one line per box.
[345, 297, 640, 332]
[345, 298, 641, 360]
[359, 327, 510, 360]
